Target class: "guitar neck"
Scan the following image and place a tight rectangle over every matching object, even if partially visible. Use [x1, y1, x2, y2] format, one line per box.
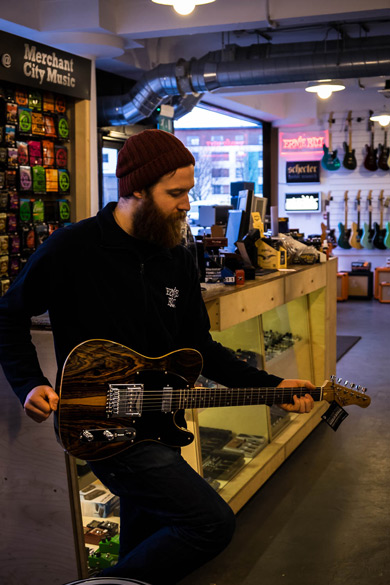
[176, 386, 322, 410]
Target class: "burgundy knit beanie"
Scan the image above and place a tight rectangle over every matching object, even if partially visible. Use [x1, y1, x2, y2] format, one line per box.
[116, 129, 195, 197]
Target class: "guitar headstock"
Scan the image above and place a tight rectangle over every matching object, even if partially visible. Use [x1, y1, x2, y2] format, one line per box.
[322, 376, 371, 408]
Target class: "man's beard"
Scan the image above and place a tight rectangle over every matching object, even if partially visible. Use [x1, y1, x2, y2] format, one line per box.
[131, 190, 187, 249]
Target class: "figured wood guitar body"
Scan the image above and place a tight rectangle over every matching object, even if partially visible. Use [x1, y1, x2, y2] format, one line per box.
[57, 339, 203, 460]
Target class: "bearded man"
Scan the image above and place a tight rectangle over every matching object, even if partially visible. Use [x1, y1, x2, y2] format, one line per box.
[0, 129, 314, 584]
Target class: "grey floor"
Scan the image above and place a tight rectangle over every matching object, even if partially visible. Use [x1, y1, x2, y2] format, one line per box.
[180, 299, 390, 585]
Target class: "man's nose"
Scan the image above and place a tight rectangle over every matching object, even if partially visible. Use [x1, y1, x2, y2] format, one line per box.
[178, 193, 191, 212]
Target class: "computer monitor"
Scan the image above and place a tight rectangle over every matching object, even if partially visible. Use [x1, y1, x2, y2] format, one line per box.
[250, 195, 268, 225]
[237, 189, 254, 237]
[224, 209, 245, 252]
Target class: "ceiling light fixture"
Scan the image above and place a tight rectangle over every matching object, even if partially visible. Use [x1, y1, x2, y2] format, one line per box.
[370, 111, 390, 127]
[151, 0, 216, 16]
[305, 80, 346, 100]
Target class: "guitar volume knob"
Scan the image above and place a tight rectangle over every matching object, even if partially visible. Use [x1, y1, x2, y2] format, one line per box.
[81, 430, 94, 442]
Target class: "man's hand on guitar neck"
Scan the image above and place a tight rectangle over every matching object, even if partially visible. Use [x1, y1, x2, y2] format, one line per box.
[277, 379, 315, 413]
[24, 385, 59, 423]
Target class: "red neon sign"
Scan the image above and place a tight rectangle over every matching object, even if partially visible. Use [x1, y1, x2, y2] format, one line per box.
[280, 131, 328, 155]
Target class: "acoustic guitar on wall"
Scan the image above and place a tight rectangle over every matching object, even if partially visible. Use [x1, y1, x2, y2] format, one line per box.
[322, 112, 341, 171]
[364, 112, 378, 171]
[378, 128, 390, 172]
[343, 111, 357, 170]
[337, 191, 352, 249]
[373, 190, 387, 250]
[320, 191, 337, 247]
[349, 190, 363, 249]
[361, 190, 375, 250]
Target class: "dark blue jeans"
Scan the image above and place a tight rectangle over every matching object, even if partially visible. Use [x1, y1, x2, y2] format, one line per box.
[88, 442, 235, 584]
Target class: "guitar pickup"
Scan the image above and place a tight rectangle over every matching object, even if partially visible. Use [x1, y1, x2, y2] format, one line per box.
[80, 427, 136, 444]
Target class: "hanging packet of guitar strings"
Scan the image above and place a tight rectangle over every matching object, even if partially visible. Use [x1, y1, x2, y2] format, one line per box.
[42, 140, 55, 167]
[18, 107, 32, 136]
[17, 141, 29, 165]
[19, 166, 33, 191]
[32, 199, 45, 223]
[45, 169, 58, 192]
[5, 170, 16, 189]
[57, 116, 69, 141]
[5, 125, 16, 145]
[28, 91, 42, 111]
[32, 166, 46, 193]
[321, 400, 349, 431]
[6, 102, 17, 124]
[9, 190, 18, 211]
[15, 90, 28, 107]
[28, 140, 42, 166]
[19, 199, 32, 224]
[44, 115, 57, 138]
[0, 191, 8, 212]
[43, 92, 55, 113]
[0, 147, 7, 168]
[58, 169, 70, 193]
[31, 112, 45, 136]
[7, 147, 18, 168]
[55, 145, 67, 168]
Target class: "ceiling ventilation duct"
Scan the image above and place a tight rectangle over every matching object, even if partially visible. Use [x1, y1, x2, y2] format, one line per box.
[98, 35, 390, 126]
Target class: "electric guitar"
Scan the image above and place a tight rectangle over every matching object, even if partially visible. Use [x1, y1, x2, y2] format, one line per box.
[363, 112, 378, 171]
[320, 191, 337, 247]
[378, 129, 390, 171]
[56, 339, 371, 461]
[384, 197, 390, 249]
[349, 190, 363, 249]
[343, 111, 357, 170]
[373, 190, 387, 250]
[361, 191, 375, 249]
[337, 191, 352, 249]
[322, 112, 341, 171]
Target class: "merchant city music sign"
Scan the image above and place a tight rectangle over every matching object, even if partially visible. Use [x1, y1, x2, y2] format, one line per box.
[0, 30, 91, 100]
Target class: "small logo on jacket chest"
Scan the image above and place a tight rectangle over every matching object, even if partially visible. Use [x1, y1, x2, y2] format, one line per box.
[166, 287, 179, 308]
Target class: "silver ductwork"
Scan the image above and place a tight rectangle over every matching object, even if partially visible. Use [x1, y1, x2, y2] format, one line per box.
[98, 35, 390, 126]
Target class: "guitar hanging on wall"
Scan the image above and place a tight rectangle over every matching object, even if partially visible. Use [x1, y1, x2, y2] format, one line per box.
[343, 111, 357, 170]
[363, 112, 378, 171]
[337, 191, 352, 249]
[378, 128, 390, 172]
[384, 197, 390, 249]
[361, 190, 375, 250]
[320, 191, 337, 247]
[55, 339, 371, 461]
[349, 190, 363, 249]
[322, 112, 341, 171]
[373, 190, 387, 250]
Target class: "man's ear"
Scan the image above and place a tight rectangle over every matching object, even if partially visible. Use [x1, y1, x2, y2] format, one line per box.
[133, 190, 145, 200]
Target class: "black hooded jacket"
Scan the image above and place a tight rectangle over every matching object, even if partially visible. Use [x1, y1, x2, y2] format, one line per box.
[0, 202, 282, 406]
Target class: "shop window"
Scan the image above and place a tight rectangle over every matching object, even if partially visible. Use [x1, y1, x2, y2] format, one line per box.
[174, 107, 263, 203]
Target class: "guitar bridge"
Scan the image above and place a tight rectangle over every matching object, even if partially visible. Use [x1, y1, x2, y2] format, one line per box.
[107, 384, 143, 418]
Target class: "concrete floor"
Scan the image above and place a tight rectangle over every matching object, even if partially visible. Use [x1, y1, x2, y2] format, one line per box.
[180, 299, 390, 585]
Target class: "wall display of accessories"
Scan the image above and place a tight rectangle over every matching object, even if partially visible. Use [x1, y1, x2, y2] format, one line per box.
[0, 81, 72, 296]
[264, 329, 302, 360]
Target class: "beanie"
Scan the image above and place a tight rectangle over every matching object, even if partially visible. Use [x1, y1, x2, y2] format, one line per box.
[116, 129, 196, 197]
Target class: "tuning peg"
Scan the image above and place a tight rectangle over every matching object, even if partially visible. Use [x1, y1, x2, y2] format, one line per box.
[350, 382, 355, 389]
[330, 375, 336, 381]
[357, 385, 367, 393]
[337, 377, 343, 384]
[344, 380, 349, 387]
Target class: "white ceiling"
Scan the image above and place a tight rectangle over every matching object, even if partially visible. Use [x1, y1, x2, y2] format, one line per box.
[1, 0, 390, 121]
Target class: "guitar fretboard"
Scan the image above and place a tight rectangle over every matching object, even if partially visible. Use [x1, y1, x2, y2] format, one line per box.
[175, 386, 323, 410]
